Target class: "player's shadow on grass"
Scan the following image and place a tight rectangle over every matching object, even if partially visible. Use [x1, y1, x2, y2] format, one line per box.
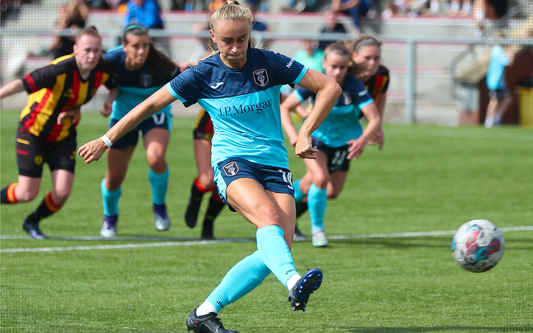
[349, 326, 533, 332]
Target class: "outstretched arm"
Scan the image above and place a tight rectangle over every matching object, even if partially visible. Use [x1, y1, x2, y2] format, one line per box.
[293, 69, 341, 159]
[78, 87, 176, 163]
[0, 79, 25, 99]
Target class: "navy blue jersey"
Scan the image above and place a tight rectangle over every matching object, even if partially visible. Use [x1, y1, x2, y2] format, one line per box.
[295, 75, 372, 148]
[167, 48, 307, 169]
[103, 46, 177, 120]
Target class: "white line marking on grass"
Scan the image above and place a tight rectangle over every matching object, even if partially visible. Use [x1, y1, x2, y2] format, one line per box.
[1, 226, 531, 253]
[0, 238, 253, 253]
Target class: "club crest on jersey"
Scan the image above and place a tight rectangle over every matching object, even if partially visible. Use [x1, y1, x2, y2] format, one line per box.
[223, 161, 239, 176]
[253, 69, 269, 87]
[341, 92, 352, 105]
[140, 74, 153, 87]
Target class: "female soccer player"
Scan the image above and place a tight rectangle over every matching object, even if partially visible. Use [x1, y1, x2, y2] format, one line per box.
[184, 109, 225, 239]
[351, 36, 389, 149]
[281, 42, 381, 247]
[78, 1, 341, 331]
[98, 24, 180, 237]
[292, 36, 390, 232]
[0, 26, 115, 239]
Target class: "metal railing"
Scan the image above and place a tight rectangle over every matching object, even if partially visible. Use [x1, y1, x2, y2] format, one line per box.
[1, 28, 532, 123]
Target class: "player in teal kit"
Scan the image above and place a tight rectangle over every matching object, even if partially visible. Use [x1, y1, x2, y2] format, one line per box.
[281, 42, 381, 247]
[99, 24, 179, 237]
[78, 1, 341, 331]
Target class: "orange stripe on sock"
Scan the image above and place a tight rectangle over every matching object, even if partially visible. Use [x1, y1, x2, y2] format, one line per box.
[195, 178, 213, 194]
[7, 183, 18, 203]
[44, 192, 62, 212]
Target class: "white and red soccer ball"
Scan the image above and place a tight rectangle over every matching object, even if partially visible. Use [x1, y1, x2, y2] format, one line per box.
[452, 219, 505, 273]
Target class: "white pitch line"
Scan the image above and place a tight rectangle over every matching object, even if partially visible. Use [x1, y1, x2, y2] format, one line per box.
[1, 226, 532, 253]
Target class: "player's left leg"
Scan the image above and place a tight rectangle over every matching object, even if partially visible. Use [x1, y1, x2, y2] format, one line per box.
[186, 138, 215, 228]
[201, 191, 225, 239]
[23, 169, 74, 239]
[303, 152, 330, 247]
[143, 127, 171, 231]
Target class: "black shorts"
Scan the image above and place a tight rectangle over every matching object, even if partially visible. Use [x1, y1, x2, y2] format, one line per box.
[16, 124, 76, 177]
[317, 141, 351, 173]
[193, 109, 214, 141]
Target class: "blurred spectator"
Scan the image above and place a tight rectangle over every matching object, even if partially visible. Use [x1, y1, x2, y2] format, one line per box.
[448, 0, 472, 16]
[123, 0, 172, 58]
[247, 3, 273, 49]
[123, 0, 164, 29]
[49, 1, 87, 59]
[330, 0, 373, 33]
[208, 0, 225, 11]
[189, 20, 215, 62]
[281, 0, 321, 13]
[294, 39, 324, 73]
[473, 0, 508, 37]
[382, 0, 439, 17]
[318, 10, 347, 51]
[484, 35, 513, 128]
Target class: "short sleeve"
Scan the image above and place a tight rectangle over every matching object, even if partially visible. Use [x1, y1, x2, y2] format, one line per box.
[21, 64, 58, 94]
[275, 53, 307, 86]
[166, 68, 199, 107]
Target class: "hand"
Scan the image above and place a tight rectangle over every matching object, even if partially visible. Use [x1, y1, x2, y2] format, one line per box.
[100, 99, 113, 117]
[57, 107, 81, 125]
[295, 133, 318, 159]
[368, 129, 384, 150]
[77, 138, 108, 164]
[346, 136, 367, 160]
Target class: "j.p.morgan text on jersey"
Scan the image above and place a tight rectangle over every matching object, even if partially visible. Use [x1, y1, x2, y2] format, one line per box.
[218, 99, 273, 117]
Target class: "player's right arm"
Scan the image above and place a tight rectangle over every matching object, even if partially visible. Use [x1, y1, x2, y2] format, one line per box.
[294, 69, 341, 159]
[0, 79, 25, 99]
[78, 87, 177, 163]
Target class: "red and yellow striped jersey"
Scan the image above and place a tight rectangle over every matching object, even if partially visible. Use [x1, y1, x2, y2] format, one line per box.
[20, 54, 114, 143]
[364, 65, 389, 101]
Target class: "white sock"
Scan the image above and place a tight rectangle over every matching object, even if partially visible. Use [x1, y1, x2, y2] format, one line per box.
[286, 274, 301, 290]
[430, 0, 439, 13]
[450, 1, 460, 11]
[484, 116, 493, 128]
[196, 301, 218, 316]
[462, 2, 471, 13]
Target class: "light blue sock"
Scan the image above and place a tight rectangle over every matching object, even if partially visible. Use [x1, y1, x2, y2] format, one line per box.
[101, 178, 121, 217]
[256, 225, 298, 288]
[206, 251, 270, 312]
[293, 179, 305, 203]
[148, 166, 169, 205]
[308, 184, 327, 233]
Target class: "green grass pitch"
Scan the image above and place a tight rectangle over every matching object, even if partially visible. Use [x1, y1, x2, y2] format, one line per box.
[1, 110, 532, 332]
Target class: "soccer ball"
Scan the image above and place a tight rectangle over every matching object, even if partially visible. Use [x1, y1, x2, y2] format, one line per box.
[451, 219, 505, 273]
